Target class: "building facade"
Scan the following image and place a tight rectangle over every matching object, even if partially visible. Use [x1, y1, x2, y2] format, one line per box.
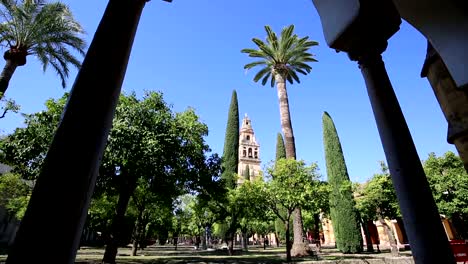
[237, 114, 261, 184]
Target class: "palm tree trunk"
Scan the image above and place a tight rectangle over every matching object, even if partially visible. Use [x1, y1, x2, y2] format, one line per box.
[274, 74, 296, 159]
[274, 73, 307, 256]
[0, 59, 19, 99]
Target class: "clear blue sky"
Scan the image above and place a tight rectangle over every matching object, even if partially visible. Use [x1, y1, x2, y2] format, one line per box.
[0, 0, 456, 183]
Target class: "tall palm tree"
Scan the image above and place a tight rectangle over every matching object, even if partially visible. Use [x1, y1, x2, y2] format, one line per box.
[241, 24, 318, 256]
[0, 0, 85, 98]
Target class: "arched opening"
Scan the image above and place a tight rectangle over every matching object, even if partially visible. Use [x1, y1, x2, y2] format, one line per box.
[248, 148, 252, 158]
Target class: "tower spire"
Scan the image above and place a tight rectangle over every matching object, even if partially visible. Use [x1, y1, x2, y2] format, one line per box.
[237, 114, 261, 184]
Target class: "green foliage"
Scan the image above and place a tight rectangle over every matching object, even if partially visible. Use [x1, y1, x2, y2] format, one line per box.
[423, 151, 468, 238]
[145, 202, 173, 245]
[0, 94, 67, 180]
[264, 158, 320, 260]
[275, 133, 286, 161]
[266, 159, 319, 218]
[355, 161, 400, 221]
[322, 112, 362, 253]
[210, 176, 268, 253]
[221, 90, 239, 189]
[0, 96, 20, 119]
[99, 91, 220, 257]
[243, 165, 250, 181]
[0, 173, 31, 220]
[273, 133, 287, 239]
[241, 25, 318, 87]
[0, 0, 86, 89]
[87, 194, 119, 238]
[237, 178, 273, 238]
[0, 90, 223, 251]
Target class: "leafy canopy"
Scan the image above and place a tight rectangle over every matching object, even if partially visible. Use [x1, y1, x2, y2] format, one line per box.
[265, 158, 320, 220]
[354, 161, 400, 221]
[0, 93, 68, 180]
[0, 172, 31, 219]
[241, 24, 318, 87]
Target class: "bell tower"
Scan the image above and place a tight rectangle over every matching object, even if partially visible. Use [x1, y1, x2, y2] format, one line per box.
[238, 113, 261, 184]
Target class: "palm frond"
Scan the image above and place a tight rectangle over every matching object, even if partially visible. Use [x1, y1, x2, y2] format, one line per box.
[290, 61, 312, 73]
[295, 68, 308, 76]
[286, 73, 293, 84]
[288, 69, 301, 84]
[242, 24, 318, 87]
[244, 60, 266, 70]
[241, 48, 268, 59]
[48, 57, 66, 88]
[253, 66, 271, 83]
[252, 38, 276, 61]
[264, 25, 278, 51]
[261, 71, 271, 86]
[0, 0, 86, 87]
[280, 25, 295, 43]
[302, 57, 318, 63]
[270, 74, 275, 87]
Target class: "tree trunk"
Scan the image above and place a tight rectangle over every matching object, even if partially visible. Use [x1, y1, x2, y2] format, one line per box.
[228, 234, 235, 255]
[201, 230, 207, 250]
[452, 213, 468, 239]
[241, 231, 248, 251]
[131, 240, 138, 256]
[292, 208, 308, 256]
[274, 73, 307, 256]
[174, 235, 178, 250]
[377, 214, 398, 257]
[0, 59, 18, 99]
[313, 213, 322, 252]
[361, 218, 374, 252]
[274, 74, 296, 160]
[285, 221, 292, 262]
[274, 232, 280, 247]
[131, 206, 145, 256]
[102, 172, 137, 264]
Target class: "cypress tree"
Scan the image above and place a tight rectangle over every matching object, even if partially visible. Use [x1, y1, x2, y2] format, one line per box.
[274, 132, 287, 246]
[243, 165, 250, 181]
[322, 111, 363, 253]
[275, 132, 286, 162]
[221, 90, 239, 189]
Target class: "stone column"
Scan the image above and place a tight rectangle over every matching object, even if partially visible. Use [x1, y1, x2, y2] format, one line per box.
[421, 41, 468, 172]
[6, 0, 148, 263]
[351, 44, 455, 264]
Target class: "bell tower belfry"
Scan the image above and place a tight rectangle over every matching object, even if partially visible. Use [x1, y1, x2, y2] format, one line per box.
[238, 114, 261, 184]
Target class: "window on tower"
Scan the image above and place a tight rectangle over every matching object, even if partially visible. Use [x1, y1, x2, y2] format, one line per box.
[243, 149, 246, 157]
[246, 135, 250, 141]
[254, 151, 258, 159]
[248, 148, 252, 158]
